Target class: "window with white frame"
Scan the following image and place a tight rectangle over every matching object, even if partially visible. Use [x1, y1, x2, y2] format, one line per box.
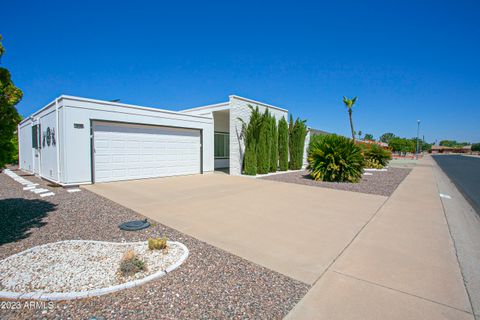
[214, 132, 229, 158]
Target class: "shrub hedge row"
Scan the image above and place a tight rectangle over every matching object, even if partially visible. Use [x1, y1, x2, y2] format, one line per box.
[240, 105, 307, 175]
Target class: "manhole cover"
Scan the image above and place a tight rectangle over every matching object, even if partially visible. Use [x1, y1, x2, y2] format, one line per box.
[119, 219, 150, 231]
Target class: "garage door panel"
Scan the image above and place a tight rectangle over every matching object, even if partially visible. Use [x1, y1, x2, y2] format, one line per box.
[93, 122, 201, 183]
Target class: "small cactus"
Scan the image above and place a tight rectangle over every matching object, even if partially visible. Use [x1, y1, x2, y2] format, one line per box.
[147, 236, 168, 250]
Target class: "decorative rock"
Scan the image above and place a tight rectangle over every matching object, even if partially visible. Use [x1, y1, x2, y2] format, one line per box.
[0, 240, 188, 301]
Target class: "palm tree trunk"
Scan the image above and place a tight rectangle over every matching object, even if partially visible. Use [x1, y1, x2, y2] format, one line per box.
[348, 109, 355, 142]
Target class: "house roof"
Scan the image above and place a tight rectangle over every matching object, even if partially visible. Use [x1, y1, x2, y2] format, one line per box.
[309, 128, 330, 136]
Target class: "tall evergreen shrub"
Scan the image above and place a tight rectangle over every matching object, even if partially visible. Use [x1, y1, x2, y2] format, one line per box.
[239, 105, 262, 175]
[269, 115, 278, 172]
[243, 141, 257, 175]
[256, 109, 271, 174]
[278, 117, 289, 171]
[289, 115, 308, 170]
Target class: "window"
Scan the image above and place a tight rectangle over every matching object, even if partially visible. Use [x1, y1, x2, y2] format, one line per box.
[214, 132, 229, 158]
[32, 124, 39, 149]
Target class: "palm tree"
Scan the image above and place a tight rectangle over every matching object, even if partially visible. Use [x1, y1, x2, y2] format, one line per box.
[343, 96, 357, 142]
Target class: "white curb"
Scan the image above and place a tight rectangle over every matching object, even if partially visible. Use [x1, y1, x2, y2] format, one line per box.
[40, 192, 55, 197]
[31, 188, 50, 194]
[0, 240, 189, 301]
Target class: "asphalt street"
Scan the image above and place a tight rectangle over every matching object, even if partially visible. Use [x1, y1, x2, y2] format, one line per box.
[433, 155, 480, 215]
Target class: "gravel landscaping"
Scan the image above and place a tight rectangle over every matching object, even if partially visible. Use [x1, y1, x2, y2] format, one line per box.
[260, 167, 411, 196]
[0, 240, 186, 295]
[0, 169, 309, 319]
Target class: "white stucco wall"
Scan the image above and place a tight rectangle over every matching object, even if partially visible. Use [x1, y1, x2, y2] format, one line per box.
[303, 130, 311, 168]
[38, 109, 59, 181]
[229, 95, 288, 176]
[213, 111, 229, 132]
[18, 120, 33, 172]
[18, 101, 64, 183]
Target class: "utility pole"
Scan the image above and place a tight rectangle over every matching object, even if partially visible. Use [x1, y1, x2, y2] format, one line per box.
[416, 120, 421, 159]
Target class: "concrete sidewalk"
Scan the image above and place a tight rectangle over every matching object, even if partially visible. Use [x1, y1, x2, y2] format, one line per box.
[287, 157, 474, 320]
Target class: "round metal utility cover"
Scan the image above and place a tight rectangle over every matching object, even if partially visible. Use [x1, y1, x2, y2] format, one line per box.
[119, 219, 150, 231]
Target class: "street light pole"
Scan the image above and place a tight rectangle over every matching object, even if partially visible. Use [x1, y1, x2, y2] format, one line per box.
[416, 120, 421, 159]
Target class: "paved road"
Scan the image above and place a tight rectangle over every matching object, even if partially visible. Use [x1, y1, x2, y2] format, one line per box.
[433, 155, 480, 215]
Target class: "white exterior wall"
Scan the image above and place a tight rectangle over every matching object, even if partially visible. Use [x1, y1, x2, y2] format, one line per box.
[61, 96, 213, 184]
[303, 130, 311, 168]
[38, 108, 59, 181]
[214, 111, 229, 132]
[19, 101, 63, 183]
[229, 95, 288, 176]
[18, 120, 33, 172]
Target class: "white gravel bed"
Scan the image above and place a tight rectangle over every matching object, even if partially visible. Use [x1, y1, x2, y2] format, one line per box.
[0, 240, 188, 300]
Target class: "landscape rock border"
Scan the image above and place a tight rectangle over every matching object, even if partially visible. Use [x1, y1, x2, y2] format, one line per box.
[0, 240, 189, 301]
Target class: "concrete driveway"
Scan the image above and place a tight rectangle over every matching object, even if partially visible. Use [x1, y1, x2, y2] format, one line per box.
[85, 173, 386, 285]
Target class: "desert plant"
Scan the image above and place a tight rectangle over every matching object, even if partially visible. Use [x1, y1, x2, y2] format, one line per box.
[278, 117, 289, 171]
[364, 158, 383, 169]
[119, 249, 145, 276]
[307, 134, 364, 183]
[289, 115, 308, 170]
[363, 144, 392, 168]
[148, 236, 168, 250]
[269, 115, 278, 172]
[342, 96, 357, 142]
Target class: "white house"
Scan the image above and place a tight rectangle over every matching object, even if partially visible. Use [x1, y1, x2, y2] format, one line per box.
[18, 95, 309, 185]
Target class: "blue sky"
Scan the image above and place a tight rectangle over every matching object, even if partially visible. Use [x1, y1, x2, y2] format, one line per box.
[2, 0, 479, 143]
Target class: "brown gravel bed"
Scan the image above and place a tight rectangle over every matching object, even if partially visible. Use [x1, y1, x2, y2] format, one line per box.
[0, 170, 308, 319]
[260, 167, 411, 196]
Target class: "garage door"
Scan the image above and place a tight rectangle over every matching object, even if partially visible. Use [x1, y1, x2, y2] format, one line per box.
[93, 121, 201, 183]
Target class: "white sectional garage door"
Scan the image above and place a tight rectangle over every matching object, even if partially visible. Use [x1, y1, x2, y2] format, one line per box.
[93, 122, 201, 183]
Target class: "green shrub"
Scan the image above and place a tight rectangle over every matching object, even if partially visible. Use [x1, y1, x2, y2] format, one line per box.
[243, 141, 257, 175]
[239, 106, 262, 175]
[256, 109, 271, 174]
[363, 144, 392, 168]
[119, 249, 146, 276]
[364, 158, 383, 169]
[269, 115, 278, 172]
[289, 115, 308, 170]
[148, 237, 168, 250]
[472, 143, 480, 152]
[307, 134, 364, 183]
[278, 117, 289, 171]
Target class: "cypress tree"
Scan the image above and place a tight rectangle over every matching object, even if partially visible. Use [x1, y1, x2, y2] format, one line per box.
[256, 109, 270, 174]
[240, 105, 261, 175]
[278, 117, 289, 171]
[269, 115, 278, 172]
[243, 140, 257, 175]
[289, 117, 308, 170]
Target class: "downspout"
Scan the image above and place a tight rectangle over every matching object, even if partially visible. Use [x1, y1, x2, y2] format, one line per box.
[55, 98, 61, 182]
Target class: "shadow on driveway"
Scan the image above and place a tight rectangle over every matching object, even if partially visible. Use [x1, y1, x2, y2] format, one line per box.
[0, 198, 56, 245]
